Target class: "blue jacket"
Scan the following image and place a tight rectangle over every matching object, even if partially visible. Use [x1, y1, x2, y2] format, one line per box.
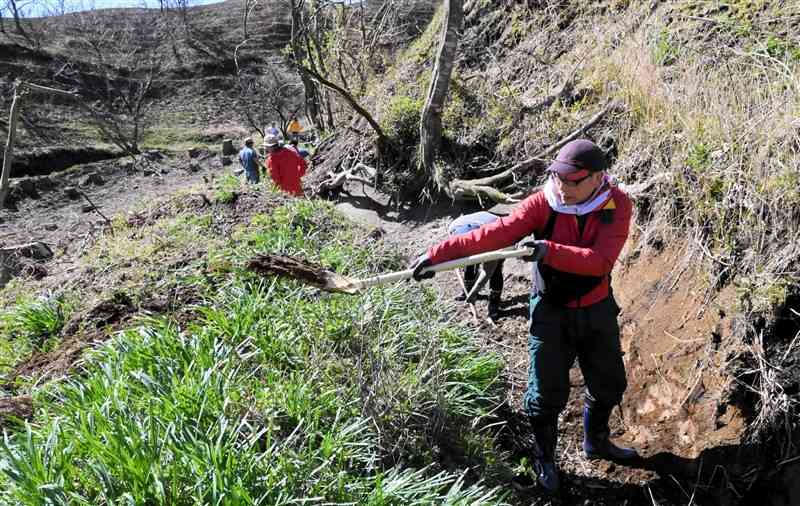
[238, 147, 260, 173]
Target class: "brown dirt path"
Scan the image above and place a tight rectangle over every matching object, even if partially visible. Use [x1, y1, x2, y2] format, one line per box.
[0, 149, 232, 287]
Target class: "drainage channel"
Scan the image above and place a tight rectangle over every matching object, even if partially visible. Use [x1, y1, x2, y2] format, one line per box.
[7, 146, 124, 178]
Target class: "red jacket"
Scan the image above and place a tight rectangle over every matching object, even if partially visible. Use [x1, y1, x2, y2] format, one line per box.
[428, 187, 632, 307]
[266, 147, 307, 196]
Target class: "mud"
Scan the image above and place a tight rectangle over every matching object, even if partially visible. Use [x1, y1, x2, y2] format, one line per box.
[3, 293, 136, 387]
[3, 282, 203, 389]
[0, 394, 33, 428]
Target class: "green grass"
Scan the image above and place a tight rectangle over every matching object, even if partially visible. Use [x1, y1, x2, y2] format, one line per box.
[142, 126, 208, 151]
[0, 192, 509, 505]
[0, 294, 73, 357]
[214, 174, 241, 204]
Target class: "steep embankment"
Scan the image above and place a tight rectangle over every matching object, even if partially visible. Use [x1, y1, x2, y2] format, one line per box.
[335, 0, 799, 504]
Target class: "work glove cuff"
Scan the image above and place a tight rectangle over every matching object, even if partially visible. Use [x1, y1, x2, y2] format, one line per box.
[518, 240, 548, 263]
[410, 253, 435, 281]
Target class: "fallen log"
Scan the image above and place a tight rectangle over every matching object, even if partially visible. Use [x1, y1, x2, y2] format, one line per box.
[0, 241, 53, 260]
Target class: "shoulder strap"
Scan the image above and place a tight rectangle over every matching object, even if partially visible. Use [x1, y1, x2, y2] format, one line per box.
[541, 209, 558, 240]
[599, 194, 617, 224]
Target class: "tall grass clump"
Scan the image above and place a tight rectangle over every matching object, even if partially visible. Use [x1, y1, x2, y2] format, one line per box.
[0, 294, 73, 360]
[0, 199, 509, 505]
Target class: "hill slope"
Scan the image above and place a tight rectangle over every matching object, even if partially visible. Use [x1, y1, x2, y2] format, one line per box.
[1, 0, 800, 504]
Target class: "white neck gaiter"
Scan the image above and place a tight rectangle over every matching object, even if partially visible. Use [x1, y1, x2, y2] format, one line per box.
[543, 174, 613, 216]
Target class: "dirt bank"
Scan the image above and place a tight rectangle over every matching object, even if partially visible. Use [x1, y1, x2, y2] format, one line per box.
[5, 146, 124, 178]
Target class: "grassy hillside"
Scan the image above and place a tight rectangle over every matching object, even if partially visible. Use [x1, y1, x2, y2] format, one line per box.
[0, 179, 511, 503]
[0, 0, 282, 161]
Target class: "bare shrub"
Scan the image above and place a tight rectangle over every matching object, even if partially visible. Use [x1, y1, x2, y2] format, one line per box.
[234, 53, 304, 140]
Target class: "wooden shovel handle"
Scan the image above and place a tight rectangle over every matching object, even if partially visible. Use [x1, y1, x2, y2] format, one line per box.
[350, 248, 533, 291]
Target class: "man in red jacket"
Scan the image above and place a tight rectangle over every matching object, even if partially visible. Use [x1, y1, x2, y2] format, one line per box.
[410, 139, 638, 494]
[264, 132, 307, 196]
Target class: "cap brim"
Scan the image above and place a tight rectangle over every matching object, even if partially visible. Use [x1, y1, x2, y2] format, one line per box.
[547, 159, 590, 178]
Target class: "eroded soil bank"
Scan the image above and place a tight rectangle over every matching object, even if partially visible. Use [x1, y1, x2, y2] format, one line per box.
[6, 146, 123, 178]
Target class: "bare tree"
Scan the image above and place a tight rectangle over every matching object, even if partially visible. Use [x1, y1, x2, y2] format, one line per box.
[419, 0, 462, 192]
[3, 0, 46, 48]
[53, 8, 170, 155]
[0, 81, 24, 208]
[42, 0, 69, 17]
[285, 0, 415, 152]
[234, 50, 304, 139]
[241, 0, 257, 39]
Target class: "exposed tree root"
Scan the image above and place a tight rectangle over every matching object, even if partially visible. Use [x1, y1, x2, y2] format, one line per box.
[314, 162, 377, 195]
[449, 182, 526, 205]
[447, 101, 623, 204]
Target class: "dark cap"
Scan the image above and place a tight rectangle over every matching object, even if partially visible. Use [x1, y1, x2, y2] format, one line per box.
[547, 139, 608, 176]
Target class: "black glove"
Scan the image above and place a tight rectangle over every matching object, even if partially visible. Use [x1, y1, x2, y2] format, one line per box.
[409, 253, 435, 281]
[518, 239, 548, 262]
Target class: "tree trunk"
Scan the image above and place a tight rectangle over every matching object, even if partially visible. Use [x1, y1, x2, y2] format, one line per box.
[419, 0, 463, 192]
[0, 84, 24, 209]
[290, 0, 324, 133]
[242, 0, 249, 39]
[301, 73, 323, 131]
[8, 0, 32, 46]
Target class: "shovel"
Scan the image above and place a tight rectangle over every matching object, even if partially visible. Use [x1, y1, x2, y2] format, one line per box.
[247, 248, 532, 295]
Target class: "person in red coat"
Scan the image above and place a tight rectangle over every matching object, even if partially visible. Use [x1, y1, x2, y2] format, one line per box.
[263, 132, 306, 196]
[409, 139, 638, 494]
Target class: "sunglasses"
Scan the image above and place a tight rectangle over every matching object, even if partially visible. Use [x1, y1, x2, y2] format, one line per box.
[551, 172, 593, 187]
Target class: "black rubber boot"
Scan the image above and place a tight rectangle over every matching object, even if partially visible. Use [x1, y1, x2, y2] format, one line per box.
[530, 421, 560, 494]
[487, 290, 502, 320]
[582, 401, 638, 461]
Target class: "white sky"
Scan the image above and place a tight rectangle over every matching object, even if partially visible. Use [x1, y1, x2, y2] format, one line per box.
[12, 0, 225, 18]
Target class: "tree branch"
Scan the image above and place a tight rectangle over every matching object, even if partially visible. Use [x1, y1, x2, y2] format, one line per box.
[293, 62, 388, 149]
[314, 161, 376, 195]
[449, 101, 622, 193]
